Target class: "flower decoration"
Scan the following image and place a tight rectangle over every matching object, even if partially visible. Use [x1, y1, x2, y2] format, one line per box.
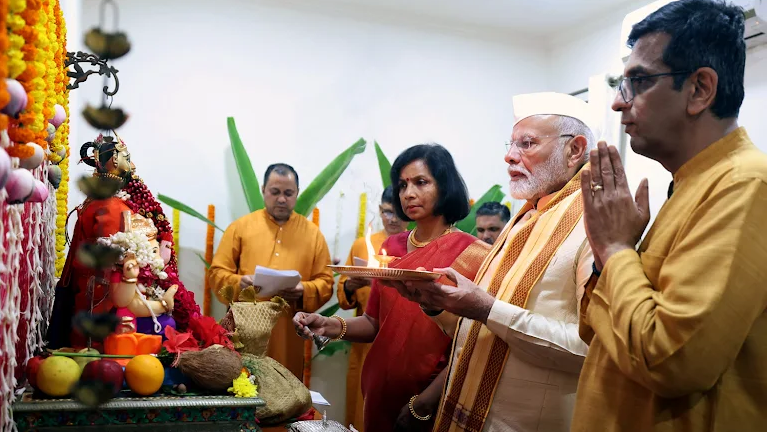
[162, 325, 200, 366]
[97, 231, 167, 279]
[188, 315, 234, 350]
[119, 174, 201, 331]
[228, 371, 257, 398]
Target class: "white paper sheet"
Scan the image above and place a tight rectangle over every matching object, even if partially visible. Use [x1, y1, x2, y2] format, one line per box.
[253, 266, 301, 299]
[310, 390, 331, 406]
[352, 257, 367, 267]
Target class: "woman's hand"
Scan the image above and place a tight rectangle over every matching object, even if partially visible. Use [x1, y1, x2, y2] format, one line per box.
[344, 277, 371, 292]
[292, 312, 342, 340]
[394, 401, 431, 432]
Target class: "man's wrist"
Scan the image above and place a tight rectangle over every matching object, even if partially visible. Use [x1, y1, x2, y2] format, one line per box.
[468, 292, 495, 324]
[600, 244, 633, 266]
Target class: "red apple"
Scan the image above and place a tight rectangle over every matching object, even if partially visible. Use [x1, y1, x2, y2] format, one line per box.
[81, 359, 125, 395]
[25, 356, 46, 389]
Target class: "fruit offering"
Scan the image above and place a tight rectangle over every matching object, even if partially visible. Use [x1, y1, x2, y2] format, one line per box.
[37, 357, 82, 397]
[124, 355, 164, 396]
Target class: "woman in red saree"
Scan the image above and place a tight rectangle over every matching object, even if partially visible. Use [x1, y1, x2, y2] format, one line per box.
[294, 144, 489, 432]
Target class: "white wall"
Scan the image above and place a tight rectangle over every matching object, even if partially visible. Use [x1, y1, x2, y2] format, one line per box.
[71, 0, 549, 421]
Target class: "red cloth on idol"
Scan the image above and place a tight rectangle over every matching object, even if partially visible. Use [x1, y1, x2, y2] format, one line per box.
[361, 231, 485, 432]
[51, 197, 129, 349]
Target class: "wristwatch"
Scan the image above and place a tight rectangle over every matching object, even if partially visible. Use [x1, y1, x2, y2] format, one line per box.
[592, 261, 602, 277]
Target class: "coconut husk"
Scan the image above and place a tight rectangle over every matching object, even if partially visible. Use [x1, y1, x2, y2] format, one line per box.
[177, 345, 242, 392]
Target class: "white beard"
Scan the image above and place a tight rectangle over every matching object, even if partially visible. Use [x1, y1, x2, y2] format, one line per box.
[508, 147, 571, 201]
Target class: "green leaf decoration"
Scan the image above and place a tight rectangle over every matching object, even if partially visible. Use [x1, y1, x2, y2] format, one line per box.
[313, 340, 351, 359]
[454, 185, 506, 235]
[294, 138, 367, 216]
[374, 141, 392, 188]
[317, 303, 340, 317]
[196, 252, 211, 269]
[228, 117, 264, 212]
[158, 194, 223, 232]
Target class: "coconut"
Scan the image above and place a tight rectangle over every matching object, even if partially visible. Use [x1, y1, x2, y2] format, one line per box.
[0, 148, 10, 190]
[2, 79, 27, 117]
[177, 345, 242, 392]
[28, 180, 49, 203]
[6, 168, 35, 204]
[50, 104, 67, 129]
[18, 143, 44, 170]
[48, 165, 62, 188]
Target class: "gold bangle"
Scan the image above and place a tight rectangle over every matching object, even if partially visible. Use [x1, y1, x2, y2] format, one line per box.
[409, 394, 432, 421]
[330, 315, 347, 341]
[122, 277, 138, 283]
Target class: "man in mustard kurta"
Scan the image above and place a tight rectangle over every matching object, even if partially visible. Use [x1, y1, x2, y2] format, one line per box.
[210, 163, 333, 379]
[337, 185, 408, 431]
[574, 2, 767, 431]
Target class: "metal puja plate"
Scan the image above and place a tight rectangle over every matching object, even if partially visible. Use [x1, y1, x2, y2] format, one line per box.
[328, 265, 440, 281]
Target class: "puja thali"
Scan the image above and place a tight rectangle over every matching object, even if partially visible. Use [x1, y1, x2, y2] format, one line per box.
[328, 265, 441, 281]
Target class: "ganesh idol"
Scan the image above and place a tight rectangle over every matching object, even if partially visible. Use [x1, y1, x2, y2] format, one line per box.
[48, 132, 201, 350]
[48, 133, 134, 349]
[100, 211, 178, 337]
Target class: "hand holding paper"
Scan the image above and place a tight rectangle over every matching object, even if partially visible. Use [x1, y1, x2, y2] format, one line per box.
[253, 266, 302, 299]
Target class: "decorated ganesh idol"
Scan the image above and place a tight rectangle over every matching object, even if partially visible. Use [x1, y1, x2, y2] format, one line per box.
[47, 132, 201, 350]
[48, 133, 134, 349]
[100, 211, 178, 337]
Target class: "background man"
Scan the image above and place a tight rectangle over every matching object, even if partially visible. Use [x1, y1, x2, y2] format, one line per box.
[474, 201, 510, 245]
[210, 163, 333, 379]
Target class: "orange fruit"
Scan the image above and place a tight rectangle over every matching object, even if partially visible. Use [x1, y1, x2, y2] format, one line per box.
[124, 355, 164, 396]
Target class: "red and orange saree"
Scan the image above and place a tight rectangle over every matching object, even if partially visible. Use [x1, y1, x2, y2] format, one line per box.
[361, 231, 488, 432]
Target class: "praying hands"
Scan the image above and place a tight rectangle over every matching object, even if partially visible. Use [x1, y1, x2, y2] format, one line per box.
[580, 141, 651, 270]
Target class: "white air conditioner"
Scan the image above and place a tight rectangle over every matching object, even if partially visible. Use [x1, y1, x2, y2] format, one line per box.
[620, 0, 766, 63]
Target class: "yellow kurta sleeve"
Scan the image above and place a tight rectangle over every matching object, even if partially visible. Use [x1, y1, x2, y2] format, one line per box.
[588, 179, 767, 398]
[209, 222, 244, 304]
[298, 229, 334, 312]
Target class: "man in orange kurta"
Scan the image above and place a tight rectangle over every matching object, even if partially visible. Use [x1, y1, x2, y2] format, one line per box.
[337, 186, 408, 430]
[210, 163, 333, 379]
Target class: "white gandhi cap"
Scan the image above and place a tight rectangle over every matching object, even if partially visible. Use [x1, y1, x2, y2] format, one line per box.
[512, 92, 602, 140]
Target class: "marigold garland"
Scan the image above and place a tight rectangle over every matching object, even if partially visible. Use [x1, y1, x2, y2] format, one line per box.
[52, 0, 69, 277]
[356, 192, 366, 238]
[1, 0, 11, 128]
[172, 209, 180, 257]
[7, 0, 47, 159]
[203, 205, 215, 317]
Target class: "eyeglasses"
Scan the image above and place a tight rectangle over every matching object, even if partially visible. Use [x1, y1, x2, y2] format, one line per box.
[381, 210, 398, 219]
[617, 71, 692, 103]
[505, 134, 574, 153]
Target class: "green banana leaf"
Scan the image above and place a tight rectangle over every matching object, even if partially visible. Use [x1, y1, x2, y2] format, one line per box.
[228, 117, 264, 212]
[294, 138, 367, 216]
[313, 340, 351, 359]
[317, 303, 340, 317]
[455, 185, 506, 235]
[158, 194, 223, 232]
[196, 252, 211, 269]
[374, 141, 392, 188]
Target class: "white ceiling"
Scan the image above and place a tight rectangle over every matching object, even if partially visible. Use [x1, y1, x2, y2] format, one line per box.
[282, 0, 651, 38]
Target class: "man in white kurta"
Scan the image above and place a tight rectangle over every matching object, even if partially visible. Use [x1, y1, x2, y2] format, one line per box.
[393, 92, 599, 431]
